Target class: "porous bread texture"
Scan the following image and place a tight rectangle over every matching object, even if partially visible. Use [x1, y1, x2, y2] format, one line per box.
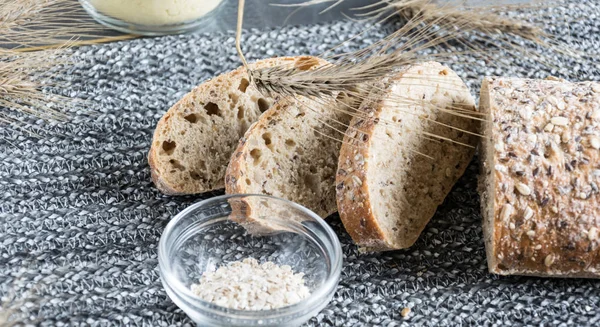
[148, 56, 319, 195]
[480, 76, 600, 278]
[225, 90, 351, 218]
[336, 61, 478, 252]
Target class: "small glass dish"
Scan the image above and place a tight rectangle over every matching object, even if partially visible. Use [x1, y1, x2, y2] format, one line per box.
[79, 0, 226, 36]
[158, 194, 343, 327]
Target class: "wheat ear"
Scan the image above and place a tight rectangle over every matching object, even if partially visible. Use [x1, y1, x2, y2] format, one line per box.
[0, 48, 87, 135]
[0, 0, 108, 50]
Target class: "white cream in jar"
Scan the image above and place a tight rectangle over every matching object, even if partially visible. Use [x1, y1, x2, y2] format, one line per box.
[88, 0, 224, 26]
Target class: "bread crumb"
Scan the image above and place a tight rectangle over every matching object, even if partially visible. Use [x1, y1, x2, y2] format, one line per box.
[401, 307, 411, 318]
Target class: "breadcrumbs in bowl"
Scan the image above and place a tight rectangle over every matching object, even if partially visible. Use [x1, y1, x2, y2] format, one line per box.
[158, 194, 342, 327]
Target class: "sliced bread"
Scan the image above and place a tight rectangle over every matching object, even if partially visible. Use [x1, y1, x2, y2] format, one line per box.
[225, 92, 352, 218]
[148, 56, 323, 195]
[336, 61, 479, 251]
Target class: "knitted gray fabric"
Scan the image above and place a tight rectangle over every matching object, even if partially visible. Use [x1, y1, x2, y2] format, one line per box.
[1, 1, 600, 326]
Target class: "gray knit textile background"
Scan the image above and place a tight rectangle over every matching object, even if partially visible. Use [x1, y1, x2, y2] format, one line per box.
[2, 0, 600, 326]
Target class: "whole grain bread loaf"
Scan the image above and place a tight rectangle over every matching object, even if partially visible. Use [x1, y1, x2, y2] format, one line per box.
[225, 89, 351, 218]
[148, 56, 321, 195]
[336, 62, 478, 251]
[480, 76, 600, 277]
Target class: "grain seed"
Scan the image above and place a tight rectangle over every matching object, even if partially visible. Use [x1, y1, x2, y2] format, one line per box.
[515, 182, 531, 196]
[401, 307, 411, 318]
[589, 136, 600, 149]
[520, 107, 533, 120]
[544, 254, 555, 267]
[551, 116, 569, 126]
[495, 141, 505, 152]
[588, 227, 598, 241]
[495, 164, 507, 173]
[500, 204, 513, 222]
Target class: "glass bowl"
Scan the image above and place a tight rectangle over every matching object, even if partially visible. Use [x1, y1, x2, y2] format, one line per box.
[79, 0, 226, 36]
[158, 194, 343, 327]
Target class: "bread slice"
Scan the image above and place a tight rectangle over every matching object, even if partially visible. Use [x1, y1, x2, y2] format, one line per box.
[225, 92, 352, 218]
[480, 77, 600, 277]
[336, 62, 478, 251]
[148, 56, 322, 195]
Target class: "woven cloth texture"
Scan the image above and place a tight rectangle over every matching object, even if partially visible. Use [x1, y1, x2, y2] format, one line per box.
[2, 1, 600, 326]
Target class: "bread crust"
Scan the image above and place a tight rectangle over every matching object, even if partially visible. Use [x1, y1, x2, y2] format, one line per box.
[336, 62, 478, 251]
[480, 77, 600, 278]
[148, 56, 311, 195]
[336, 108, 390, 250]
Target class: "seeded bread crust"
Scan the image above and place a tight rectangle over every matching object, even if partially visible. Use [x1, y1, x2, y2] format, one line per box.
[148, 57, 317, 195]
[480, 77, 600, 277]
[336, 62, 478, 251]
[225, 60, 351, 218]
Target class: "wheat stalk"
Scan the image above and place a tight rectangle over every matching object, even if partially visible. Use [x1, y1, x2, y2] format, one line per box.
[248, 0, 568, 107]
[0, 0, 109, 50]
[234, 0, 494, 149]
[353, 0, 546, 41]
[0, 0, 112, 136]
[257, 0, 567, 98]
[0, 48, 83, 135]
[250, 10, 477, 99]
[239, 0, 567, 151]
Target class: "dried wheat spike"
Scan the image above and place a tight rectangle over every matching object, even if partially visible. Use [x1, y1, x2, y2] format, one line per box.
[0, 48, 86, 136]
[0, 0, 107, 49]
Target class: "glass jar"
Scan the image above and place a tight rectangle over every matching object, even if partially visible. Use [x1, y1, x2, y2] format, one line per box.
[79, 0, 227, 36]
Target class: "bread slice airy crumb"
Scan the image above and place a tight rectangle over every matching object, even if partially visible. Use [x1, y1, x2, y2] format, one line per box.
[336, 62, 478, 251]
[225, 74, 352, 218]
[148, 56, 321, 195]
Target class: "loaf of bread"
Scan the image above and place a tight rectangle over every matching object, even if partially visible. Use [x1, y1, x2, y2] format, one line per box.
[480, 77, 600, 277]
[225, 71, 352, 218]
[336, 62, 478, 251]
[148, 56, 322, 195]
